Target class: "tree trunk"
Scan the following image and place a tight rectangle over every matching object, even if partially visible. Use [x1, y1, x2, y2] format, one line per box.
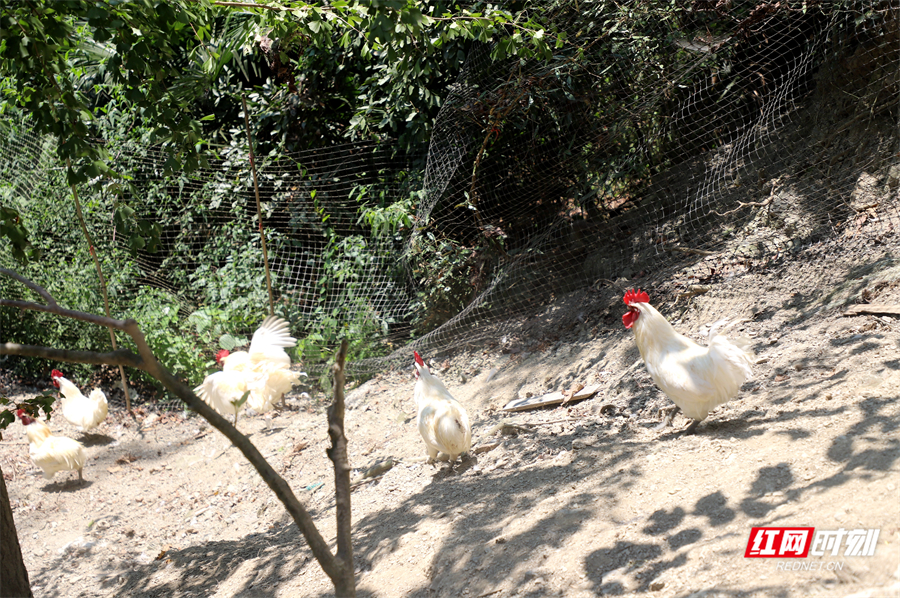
[326, 340, 355, 597]
[0, 465, 33, 598]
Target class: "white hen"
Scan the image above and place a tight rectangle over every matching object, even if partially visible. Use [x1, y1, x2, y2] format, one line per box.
[413, 351, 472, 465]
[623, 288, 753, 433]
[51, 369, 108, 432]
[195, 316, 303, 423]
[17, 410, 87, 481]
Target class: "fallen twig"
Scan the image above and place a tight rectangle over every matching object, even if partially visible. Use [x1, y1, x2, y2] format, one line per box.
[677, 285, 710, 301]
[664, 246, 716, 256]
[842, 304, 900, 317]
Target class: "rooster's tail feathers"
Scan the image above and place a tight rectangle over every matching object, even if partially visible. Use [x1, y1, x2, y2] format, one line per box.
[88, 388, 108, 405]
[251, 316, 297, 352]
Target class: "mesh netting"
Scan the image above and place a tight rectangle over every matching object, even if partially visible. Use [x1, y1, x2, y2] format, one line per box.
[2, 1, 899, 393]
[394, 0, 900, 362]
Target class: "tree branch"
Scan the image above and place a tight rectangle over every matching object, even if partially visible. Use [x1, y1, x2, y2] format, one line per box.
[64, 160, 134, 412]
[0, 269, 351, 592]
[0, 268, 57, 307]
[0, 299, 130, 329]
[326, 339, 354, 596]
[0, 344, 144, 369]
[211, 0, 289, 11]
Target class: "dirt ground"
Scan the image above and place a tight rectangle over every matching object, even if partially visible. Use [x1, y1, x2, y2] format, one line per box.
[3, 230, 900, 598]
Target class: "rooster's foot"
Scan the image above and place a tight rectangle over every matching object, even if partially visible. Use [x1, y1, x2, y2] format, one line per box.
[682, 419, 700, 435]
[654, 406, 680, 430]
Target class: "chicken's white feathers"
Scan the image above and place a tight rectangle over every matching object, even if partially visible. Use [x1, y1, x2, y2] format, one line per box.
[24, 420, 86, 479]
[197, 316, 301, 418]
[630, 301, 752, 422]
[413, 361, 472, 462]
[194, 370, 250, 417]
[56, 376, 108, 431]
[249, 315, 297, 355]
[246, 368, 303, 413]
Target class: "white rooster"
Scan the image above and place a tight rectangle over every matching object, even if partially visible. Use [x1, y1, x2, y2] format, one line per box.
[17, 410, 87, 482]
[195, 316, 304, 425]
[413, 351, 472, 465]
[622, 288, 753, 433]
[51, 369, 108, 432]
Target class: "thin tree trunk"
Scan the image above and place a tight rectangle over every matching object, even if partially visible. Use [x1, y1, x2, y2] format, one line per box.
[0, 465, 33, 598]
[326, 340, 355, 596]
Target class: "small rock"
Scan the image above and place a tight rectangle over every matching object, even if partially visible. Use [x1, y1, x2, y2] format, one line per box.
[523, 568, 547, 581]
[59, 536, 96, 556]
[888, 164, 900, 189]
[650, 579, 665, 591]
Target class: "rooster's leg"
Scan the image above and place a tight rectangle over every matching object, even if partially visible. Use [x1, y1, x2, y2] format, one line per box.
[77, 468, 84, 482]
[654, 405, 680, 430]
[682, 419, 701, 435]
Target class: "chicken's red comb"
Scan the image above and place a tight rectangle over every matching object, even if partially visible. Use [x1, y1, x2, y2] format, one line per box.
[16, 409, 25, 418]
[413, 351, 424, 367]
[215, 349, 230, 364]
[623, 288, 650, 305]
[51, 369, 63, 379]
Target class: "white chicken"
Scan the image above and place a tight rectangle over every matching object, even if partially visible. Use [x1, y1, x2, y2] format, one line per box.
[622, 288, 753, 433]
[51, 369, 108, 432]
[17, 410, 87, 482]
[413, 351, 472, 465]
[194, 316, 304, 425]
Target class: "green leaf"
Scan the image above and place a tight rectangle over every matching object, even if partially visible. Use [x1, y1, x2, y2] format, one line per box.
[232, 390, 251, 410]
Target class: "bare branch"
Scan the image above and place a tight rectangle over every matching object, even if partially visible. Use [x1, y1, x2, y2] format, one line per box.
[326, 339, 355, 596]
[212, 1, 286, 11]
[0, 344, 144, 370]
[0, 268, 57, 306]
[0, 298, 129, 330]
[117, 319, 346, 585]
[1, 270, 350, 592]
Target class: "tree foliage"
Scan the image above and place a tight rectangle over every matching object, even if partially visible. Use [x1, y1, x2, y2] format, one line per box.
[0, 1, 558, 180]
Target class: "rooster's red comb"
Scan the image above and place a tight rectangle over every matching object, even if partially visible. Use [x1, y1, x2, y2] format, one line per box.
[51, 369, 63, 379]
[623, 288, 650, 306]
[215, 349, 230, 364]
[413, 351, 424, 367]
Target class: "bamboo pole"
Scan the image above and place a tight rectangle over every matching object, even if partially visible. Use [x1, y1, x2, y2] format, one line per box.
[241, 94, 275, 316]
[65, 159, 133, 413]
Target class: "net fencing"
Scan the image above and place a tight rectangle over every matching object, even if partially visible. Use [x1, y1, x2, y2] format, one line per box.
[2, 1, 899, 399]
[397, 0, 900, 361]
